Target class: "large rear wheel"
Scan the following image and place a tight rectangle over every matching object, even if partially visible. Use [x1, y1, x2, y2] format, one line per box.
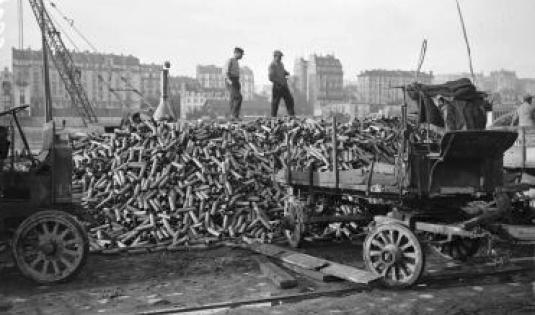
[12, 210, 89, 284]
[363, 223, 424, 288]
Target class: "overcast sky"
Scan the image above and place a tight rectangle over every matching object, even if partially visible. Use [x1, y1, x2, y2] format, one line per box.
[1, 0, 534, 85]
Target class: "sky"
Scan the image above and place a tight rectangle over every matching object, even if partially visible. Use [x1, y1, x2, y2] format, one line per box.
[0, 0, 534, 86]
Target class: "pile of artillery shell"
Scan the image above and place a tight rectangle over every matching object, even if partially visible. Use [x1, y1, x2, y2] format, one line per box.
[72, 118, 401, 251]
[283, 117, 402, 171]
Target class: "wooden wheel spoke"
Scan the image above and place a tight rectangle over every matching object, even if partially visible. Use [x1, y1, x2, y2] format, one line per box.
[398, 264, 409, 279]
[371, 260, 384, 271]
[59, 228, 72, 240]
[40, 260, 50, 275]
[395, 233, 404, 247]
[404, 260, 416, 272]
[60, 257, 74, 271]
[389, 230, 395, 245]
[381, 265, 391, 276]
[51, 222, 60, 236]
[63, 239, 79, 247]
[378, 232, 389, 245]
[62, 248, 81, 258]
[390, 265, 398, 281]
[368, 250, 382, 257]
[403, 251, 417, 259]
[51, 260, 61, 276]
[400, 242, 413, 251]
[371, 239, 384, 249]
[30, 255, 44, 268]
[39, 223, 50, 237]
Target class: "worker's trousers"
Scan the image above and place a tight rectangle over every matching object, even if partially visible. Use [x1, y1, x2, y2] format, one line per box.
[271, 84, 295, 117]
[227, 78, 242, 119]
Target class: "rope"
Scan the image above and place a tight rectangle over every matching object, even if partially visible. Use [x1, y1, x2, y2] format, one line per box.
[47, 0, 98, 52]
[17, 0, 24, 49]
[456, 0, 476, 86]
[47, 7, 81, 52]
[415, 39, 427, 82]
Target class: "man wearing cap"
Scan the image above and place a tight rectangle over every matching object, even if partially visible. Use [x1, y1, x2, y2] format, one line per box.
[225, 47, 244, 120]
[269, 50, 295, 117]
[516, 94, 535, 127]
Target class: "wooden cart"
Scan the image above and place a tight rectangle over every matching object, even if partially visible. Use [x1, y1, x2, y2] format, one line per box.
[277, 111, 535, 288]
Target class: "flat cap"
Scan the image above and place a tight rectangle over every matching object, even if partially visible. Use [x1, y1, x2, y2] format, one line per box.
[234, 47, 244, 54]
[524, 94, 533, 102]
[273, 50, 283, 56]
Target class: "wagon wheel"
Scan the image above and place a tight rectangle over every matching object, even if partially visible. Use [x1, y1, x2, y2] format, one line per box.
[12, 210, 89, 284]
[284, 197, 306, 248]
[363, 223, 424, 288]
[431, 236, 481, 261]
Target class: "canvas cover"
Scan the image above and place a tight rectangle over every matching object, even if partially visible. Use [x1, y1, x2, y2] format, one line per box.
[406, 78, 488, 131]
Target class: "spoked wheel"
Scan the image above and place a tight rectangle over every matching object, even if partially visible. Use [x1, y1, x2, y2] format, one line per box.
[431, 236, 481, 261]
[283, 197, 306, 248]
[12, 211, 89, 284]
[363, 223, 424, 288]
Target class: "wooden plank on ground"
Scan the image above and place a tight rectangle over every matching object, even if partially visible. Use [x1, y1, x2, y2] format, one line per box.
[281, 253, 329, 270]
[319, 262, 380, 284]
[247, 243, 288, 259]
[281, 262, 340, 282]
[245, 243, 381, 285]
[258, 259, 297, 289]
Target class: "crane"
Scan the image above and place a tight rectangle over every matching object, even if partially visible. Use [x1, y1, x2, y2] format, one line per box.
[27, 0, 98, 126]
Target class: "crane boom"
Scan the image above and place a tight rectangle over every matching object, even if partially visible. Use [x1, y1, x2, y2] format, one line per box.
[28, 0, 98, 126]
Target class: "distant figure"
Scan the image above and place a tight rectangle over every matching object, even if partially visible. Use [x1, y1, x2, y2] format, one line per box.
[268, 50, 295, 117]
[0, 126, 9, 160]
[0, 126, 10, 172]
[225, 47, 244, 120]
[516, 94, 535, 127]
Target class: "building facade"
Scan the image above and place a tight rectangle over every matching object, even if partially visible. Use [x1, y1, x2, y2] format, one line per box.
[12, 48, 162, 119]
[0, 67, 13, 112]
[195, 64, 254, 101]
[357, 70, 433, 105]
[321, 103, 371, 119]
[196, 65, 225, 90]
[178, 89, 228, 120]
[293, 54, 344, 116]
[293, 58, 308, 95]
[240, 66, 254, 101]
[520, 78, 535, 96]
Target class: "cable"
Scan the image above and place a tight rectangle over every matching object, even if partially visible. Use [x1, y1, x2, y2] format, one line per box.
[47, 0, 98, 51]
[17, 0, 23, 49]
[46, 0, 152, 107]
[414, 39, 427, 82]
[456, 0, 476, 86]
[47, 7, 81, 52]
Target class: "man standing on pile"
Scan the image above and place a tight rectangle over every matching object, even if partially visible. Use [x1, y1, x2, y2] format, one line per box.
[225, 47, 244, 120]
[516, 94, 535, 127]
[269, 50, 295, 117]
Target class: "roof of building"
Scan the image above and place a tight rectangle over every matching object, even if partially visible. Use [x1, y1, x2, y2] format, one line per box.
[196, 65, 223, 74]
[309, 54, 342, 67]
[240, 66, 253, 75]
[12, 48, 158, 68]
[169, 76, 201, 91]
[358, 69, 433, 78]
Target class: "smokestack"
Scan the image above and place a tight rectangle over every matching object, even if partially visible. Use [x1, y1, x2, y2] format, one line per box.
[153, 61, 176, 121]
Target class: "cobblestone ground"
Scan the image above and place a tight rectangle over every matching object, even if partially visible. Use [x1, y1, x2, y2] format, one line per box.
[0, 242, 534, 315]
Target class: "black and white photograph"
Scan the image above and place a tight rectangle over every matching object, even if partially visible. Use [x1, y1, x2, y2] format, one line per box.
[0, 0, 534, 314]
